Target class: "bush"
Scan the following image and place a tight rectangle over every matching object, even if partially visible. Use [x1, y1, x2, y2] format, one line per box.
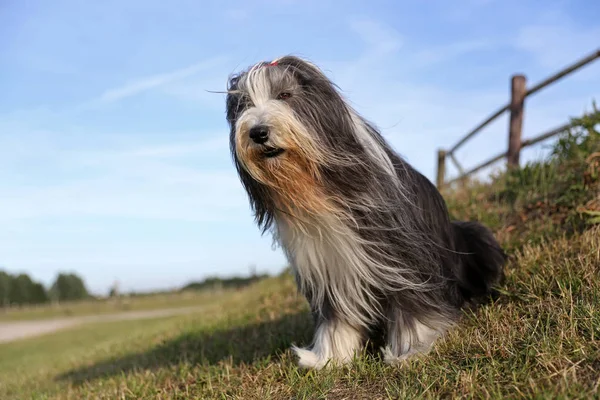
[445, 107, 600, 251]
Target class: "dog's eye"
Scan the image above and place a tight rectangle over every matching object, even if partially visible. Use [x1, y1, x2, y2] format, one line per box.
[277, 92, 292, 100]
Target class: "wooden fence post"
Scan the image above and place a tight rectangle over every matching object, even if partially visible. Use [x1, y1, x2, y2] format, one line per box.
[507, 74, 526, 168]
[436, 149, 446, 188]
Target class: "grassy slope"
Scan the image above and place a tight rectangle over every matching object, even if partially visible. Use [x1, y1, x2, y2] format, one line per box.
[1, 113, 599, 399]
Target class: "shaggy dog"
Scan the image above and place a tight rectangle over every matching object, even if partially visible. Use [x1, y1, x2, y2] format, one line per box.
[224, 55, 506, 369]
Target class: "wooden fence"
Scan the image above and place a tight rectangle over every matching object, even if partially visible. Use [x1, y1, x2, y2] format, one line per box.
[436, 48, 600, 188]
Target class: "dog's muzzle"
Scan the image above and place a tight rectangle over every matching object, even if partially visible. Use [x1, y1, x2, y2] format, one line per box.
[249, 125, 269, 144]
[247, 125, 285, 158]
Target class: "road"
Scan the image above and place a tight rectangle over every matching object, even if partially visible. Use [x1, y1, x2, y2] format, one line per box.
[0, 306, 204, 344]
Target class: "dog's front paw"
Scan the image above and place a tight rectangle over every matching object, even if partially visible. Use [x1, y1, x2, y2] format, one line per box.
[291, 345, 353, 369]
[292, 346, 328, 369]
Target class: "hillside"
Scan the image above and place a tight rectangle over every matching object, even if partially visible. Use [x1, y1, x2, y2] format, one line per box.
[1, 111, 599, 399]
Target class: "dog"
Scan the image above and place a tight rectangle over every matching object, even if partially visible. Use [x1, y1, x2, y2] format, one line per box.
[224, 55, 506, 369]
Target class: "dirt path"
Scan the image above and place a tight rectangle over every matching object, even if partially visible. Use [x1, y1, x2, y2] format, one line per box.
[0, 306, 204, 344]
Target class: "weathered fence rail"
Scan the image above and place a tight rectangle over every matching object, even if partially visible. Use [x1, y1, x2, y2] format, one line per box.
[437, 48, 600, 188]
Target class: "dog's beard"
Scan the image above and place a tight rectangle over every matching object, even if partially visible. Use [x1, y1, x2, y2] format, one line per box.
[233, 102, 342, 220]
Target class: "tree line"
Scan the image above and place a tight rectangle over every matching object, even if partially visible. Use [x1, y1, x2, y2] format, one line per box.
[0, 265, 280, 307]
[180, 273, 270, 292]
[0, 270, 89, 307]
[181, 264, 272, 292]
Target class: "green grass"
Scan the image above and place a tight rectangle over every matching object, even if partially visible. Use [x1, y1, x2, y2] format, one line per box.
[1, 112, 599, 399]
[0, 290, 220, 322]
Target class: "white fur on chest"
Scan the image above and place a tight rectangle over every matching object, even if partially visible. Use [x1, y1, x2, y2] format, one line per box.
[274, 214, 382, 326]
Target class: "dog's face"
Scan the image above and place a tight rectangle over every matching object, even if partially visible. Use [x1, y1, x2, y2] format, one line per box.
[225, 56, 355, 218]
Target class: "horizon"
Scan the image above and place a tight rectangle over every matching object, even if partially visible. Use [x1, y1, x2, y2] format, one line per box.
[1, 0, 599, 295]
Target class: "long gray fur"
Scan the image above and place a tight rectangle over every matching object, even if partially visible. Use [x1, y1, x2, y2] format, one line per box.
[225, 55, 506, 368]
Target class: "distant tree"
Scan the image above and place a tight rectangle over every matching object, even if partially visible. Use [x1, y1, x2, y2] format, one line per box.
[0, 269, 50, 306]
[51, 273, 89, 302]
[30, 282, 49, 304]
[9, 273, 35, 305]
[181, 273, 269, 292]
[0, 270, 11, 307]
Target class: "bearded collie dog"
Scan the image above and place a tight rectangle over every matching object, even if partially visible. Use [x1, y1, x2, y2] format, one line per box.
[224, 55, 506, 369]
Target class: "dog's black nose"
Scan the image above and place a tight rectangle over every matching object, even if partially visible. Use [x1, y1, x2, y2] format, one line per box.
[249, 125, 269, 144]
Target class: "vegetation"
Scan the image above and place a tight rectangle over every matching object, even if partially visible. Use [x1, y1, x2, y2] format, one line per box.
[0, 271, 48, 306]
[0, 271, 272, 322]
[49, 273, 90, 302]
[0, 289, 218, 322]
[181, 273, 270, 292]
[445, 109, 600, 250]
[0, 270, 89, 308]
[0, 111, 598, 399]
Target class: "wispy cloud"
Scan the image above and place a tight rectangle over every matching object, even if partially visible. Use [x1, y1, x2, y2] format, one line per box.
[516, 23, 600, 71]
[411, 39, 495, 68]
[0, 131, 243, 222]
[348, 17, 404, 57]
[95, 56, 229, 103]
[122, 135, 228, 158]
[317, 16, 597, 182]
[323, 18, 404, 87]
[160, 74, 229, 110]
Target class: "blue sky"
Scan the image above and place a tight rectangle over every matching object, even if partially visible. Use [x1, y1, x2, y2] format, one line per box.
[1, 0, 599, 295]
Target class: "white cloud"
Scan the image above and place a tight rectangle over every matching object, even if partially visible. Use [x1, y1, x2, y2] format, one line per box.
[0, 175, 246, 222]
[411, 39, 495, 68]
[348, 18, 404, 56]
[95, 56, 229, 103]
[122, 135, 228, 158]
[319, 18, 405, 91]
[0, 131, 245, 222]
[516, 23, 600, 71]
[160, 75, 229, 110]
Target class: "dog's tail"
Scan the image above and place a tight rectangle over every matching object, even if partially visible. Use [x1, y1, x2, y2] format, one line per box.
[451, 221, 506, 302]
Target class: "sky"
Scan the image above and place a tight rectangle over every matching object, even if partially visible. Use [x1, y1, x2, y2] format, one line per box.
[1, 0, 599, 295]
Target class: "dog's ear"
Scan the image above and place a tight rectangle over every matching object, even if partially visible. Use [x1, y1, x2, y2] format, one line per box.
[225, 73, 243, 125]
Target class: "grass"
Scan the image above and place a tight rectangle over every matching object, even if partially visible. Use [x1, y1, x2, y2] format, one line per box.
[1, 229, 598, 399]
[0, 290, 220, 322]
[1, 111, 599, 399]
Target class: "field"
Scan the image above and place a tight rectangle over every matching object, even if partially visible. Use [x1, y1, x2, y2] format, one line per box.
[0, 289, 216, 322]
[1, 113, 599, 399]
